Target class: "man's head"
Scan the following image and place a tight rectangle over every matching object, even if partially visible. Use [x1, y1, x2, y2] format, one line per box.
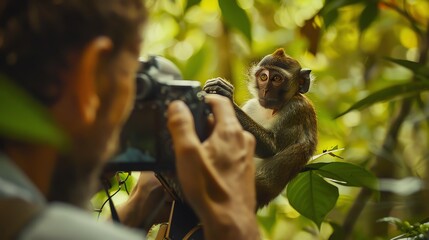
[0, 0, 147, 204]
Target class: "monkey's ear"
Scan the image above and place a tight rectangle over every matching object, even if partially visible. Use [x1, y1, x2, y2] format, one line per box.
[299, 69, 311, 93]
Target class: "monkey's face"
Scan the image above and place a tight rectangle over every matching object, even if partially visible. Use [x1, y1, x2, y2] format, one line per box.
[250, 48, 311, 110]
[255, 67, 298, 110]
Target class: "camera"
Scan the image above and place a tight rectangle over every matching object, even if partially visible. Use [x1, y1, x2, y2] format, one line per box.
[105, 56, 210, 172]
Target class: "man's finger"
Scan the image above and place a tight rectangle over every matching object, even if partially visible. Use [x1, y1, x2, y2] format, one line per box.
[167, 101, 200, 145]
[167, 101, 206, 202]
[204, 95, 240, 126]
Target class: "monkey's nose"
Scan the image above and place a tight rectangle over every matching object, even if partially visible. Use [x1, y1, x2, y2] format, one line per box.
[263, 88, 269, 96]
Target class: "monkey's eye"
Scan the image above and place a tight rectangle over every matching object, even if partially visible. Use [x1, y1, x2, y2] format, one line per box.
[259, 73, 268, 81]
[272, 75, 283, 84]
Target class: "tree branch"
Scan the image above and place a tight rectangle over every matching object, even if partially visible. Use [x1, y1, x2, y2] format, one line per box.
[381, 1, 424, 39]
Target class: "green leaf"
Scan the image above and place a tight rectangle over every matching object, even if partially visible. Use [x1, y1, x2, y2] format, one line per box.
[386, 57, 429, 80]
[257, 207, 277, 234]
[314, 162, 378, 189]
[287, 171, 339, 228]
[183, 45, 206, 80]
[218, 0, 252, 42]
[321, 8, 339, 29]
[385, 58, 421, 72]
[185, 0, 201, 11]
[378, 217, 420, 236]
[335, 81, 429, 118]
[322, 0, 361, 14]
[358, 2, 379, 32]
[320, 0, 362, 28]
[0, 74, 68, 150]
[328, 221, 346, 240]
[303, 162, 329, 171]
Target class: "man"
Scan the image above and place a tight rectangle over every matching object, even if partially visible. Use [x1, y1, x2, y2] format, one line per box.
[0, 1, 260, 239]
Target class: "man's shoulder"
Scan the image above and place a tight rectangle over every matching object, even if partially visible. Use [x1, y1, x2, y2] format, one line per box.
[19, 202, 145, 240]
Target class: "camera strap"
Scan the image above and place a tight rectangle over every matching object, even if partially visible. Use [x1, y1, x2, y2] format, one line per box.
[159, 201, 204, 240]
[102, 181, 121, 223]
[0, 198, 43, 240]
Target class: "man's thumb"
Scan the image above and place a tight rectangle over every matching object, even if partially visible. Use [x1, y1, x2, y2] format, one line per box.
[167, 101, 200, 149]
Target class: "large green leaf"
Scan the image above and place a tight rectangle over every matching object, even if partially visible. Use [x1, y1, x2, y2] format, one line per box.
[287, 171, 339, 228]
[303, 162, 329, 171]
[0, 75, 68, 150]
[311, 162, 378, 189]
[218, 0, 252, 42]
[386, 57, 429, 81]
[386, 58, 422, 72]
[335, 81, 429, 118]
[358, 1, 379, 32]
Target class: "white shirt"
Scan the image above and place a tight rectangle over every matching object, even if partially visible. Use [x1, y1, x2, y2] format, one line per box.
[0, 152, 145, 240]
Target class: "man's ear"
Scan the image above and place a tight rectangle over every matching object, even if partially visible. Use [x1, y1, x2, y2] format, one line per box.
[74, 37, 112, 125]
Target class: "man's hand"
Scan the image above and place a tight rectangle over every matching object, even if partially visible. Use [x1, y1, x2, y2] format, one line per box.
[167, 95, 259, 240]
[116, 172, 171, 231]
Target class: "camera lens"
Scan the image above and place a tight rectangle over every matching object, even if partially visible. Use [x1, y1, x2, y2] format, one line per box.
[135, 74, 154, 100]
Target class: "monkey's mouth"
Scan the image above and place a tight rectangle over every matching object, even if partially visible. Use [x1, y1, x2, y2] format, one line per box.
[259, 98, 280, 109]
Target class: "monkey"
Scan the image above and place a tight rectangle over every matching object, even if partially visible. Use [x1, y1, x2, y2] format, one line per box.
[203, 48, 318, 208]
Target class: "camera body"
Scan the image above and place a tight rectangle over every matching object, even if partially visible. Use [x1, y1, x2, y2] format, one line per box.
[106, 56, 210, 172]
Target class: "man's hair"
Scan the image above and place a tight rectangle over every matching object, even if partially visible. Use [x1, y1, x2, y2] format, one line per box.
[0, 0, 146, 105]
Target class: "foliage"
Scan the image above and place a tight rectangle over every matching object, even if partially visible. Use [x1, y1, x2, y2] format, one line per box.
[336, 80, 429, 118]
[287, 160, 377, 228]
[0, 75, 68, 150]
[218, 0, 252, 42]
[378, 217, 429, 240]
[318, 0, 429, 239]
[287, 167, 339, 228]
[116, 0, 429, 238]
[0, 0, 426, 239]
[336, 58, 429, 117]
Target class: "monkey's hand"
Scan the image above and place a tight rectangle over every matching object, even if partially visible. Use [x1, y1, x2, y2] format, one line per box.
[203, 78, 234, 101]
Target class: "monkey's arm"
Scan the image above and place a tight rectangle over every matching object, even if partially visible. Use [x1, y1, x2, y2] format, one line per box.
[233, 105, 278, 158]
[255, 141, 315, 207]
[256, 107, 317, 206]
[204, 78, 278, 157]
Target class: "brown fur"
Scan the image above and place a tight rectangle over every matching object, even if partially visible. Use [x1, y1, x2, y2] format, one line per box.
[203, 48, 318, 208]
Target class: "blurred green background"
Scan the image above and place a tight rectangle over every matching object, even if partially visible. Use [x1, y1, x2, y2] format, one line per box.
[92, 0, 429, 239]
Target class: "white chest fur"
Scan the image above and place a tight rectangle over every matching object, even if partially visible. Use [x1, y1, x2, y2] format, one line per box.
[241, 99, 278, 129]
